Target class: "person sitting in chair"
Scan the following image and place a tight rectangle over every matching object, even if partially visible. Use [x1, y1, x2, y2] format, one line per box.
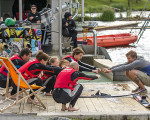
[62, 12, 77, 48]
[0, 48, 32, 88]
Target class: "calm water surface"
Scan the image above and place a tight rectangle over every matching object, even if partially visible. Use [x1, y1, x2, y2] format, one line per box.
[78, 21, 150, 64]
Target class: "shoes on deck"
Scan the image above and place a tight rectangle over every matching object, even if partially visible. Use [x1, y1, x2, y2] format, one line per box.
[132, 87, 147, 95]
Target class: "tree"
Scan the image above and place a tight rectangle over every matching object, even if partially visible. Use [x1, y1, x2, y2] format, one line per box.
[128, 0, 130, 8]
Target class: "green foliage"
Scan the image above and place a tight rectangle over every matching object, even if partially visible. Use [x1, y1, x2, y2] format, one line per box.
[84, 16, 91, 21]
[111, 3, 126, 11]
[100, 9, 115, 21]
[78, 0, 150, 12]
[74, 16, 82, 22]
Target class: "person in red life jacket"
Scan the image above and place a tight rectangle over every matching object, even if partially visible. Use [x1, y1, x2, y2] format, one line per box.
[0, 48, 32, 88]
[63, 47, 101, 73]
[17, 50, 62, 104]
[41, 56, 62, 96]
[52, 61, 100, 111]
[59, 59, 70, 69]
[49, 56, 60, 67]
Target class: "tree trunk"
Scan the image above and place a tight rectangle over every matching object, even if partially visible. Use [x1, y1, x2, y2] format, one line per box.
[128, 0, 130, 8]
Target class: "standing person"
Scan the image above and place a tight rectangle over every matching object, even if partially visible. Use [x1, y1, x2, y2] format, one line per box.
[63, 47, 101, 73]
[28, 5, 41, 23]
[103, 50, 150, 94]
[62, 12, 77, 48]
[53, 61, 100, 111]
[0, 48, 32, 88]
[13, 50, 62, 103]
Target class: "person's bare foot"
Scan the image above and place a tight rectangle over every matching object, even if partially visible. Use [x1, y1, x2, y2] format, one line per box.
[68, 107, 79, 112]
[45, 92, 52, 96]
[61, 107, 68, 111]
[61, 104, 68, 111]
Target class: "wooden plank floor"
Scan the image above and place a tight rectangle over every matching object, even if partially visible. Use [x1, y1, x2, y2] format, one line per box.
[0, 82, 150, 115]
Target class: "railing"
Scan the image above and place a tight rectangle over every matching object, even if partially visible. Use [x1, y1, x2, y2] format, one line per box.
[77, 28, 97, 56]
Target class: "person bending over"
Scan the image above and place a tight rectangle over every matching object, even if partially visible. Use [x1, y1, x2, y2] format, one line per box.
[52, 61, 100, 111]
[103, 50, 150, 94]
[16, 50, 62, 104]
[63, 47, 101, 73]
[49, 56, 60, 67]
[59, 59, 70, 69]
[41, 56, 62, 96]
[0, 48, 32, 88]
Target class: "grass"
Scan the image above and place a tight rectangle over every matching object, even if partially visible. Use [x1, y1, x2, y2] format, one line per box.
[78, 0, 150, 13]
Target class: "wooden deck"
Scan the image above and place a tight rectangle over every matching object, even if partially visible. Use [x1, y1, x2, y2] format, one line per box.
[0, 82, 150, 119]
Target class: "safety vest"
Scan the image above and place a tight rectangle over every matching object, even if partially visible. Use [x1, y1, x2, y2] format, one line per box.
[41, 73, 52, 82]
[19, 59, 41, 80]
[62, 55, 78, 62]
[54, 68, 77, 90]
[0, 55, 22, 76]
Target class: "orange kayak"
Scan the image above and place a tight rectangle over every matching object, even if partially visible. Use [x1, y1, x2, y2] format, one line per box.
[77, 33, 138, 47]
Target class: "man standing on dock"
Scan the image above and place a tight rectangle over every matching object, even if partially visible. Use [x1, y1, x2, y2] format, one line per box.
[103, 50, 150, 94]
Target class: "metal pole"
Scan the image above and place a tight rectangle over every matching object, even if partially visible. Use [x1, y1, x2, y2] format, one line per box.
[72, 0, 79, 19]
[93, 29, 97, 56]
[81, 0, 84, 22]
[19, 0, 22, 21]
[59, 0, 62, 57]
[69, 0, 72, 14]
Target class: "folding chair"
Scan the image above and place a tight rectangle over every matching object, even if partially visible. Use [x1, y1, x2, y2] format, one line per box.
[0, 57, 46, 112]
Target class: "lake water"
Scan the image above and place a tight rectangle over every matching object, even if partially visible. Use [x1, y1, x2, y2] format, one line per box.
[78, 21, 150, 65]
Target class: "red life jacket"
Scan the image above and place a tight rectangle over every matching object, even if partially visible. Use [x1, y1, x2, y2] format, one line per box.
[0, 55, 22, 76]
[19, 59, 41, 80]
[62, 55, 78, 62]
[41, 73, 52, 82]
[54, 68, 77, 90]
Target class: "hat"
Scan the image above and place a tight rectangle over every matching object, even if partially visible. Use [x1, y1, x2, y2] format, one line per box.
[64, 12, 72, 19]
[31, 4, 37, 8]
[5, 18, 15, 26]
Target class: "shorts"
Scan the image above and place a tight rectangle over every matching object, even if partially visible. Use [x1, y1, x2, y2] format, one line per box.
[137, 70, 150, 86]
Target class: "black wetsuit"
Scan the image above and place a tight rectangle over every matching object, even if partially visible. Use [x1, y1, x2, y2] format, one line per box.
[64, 56, 97, 72]
[41, 65, 63, 93]
[11, 63, 62, 99]
[53, 69, 98, 107]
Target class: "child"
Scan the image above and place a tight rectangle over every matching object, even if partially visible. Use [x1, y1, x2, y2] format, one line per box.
[49, 56, 59, 67]
[59, 59, 70, 68]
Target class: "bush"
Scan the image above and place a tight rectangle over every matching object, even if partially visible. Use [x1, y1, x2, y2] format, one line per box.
[74, 16, 82, 22]
[100, 9, 115, 21]
[87, 6, 104, 13]
[111, 3, 125, 12]
[84, 16, 91, 21]
[74, 16, 91, 22]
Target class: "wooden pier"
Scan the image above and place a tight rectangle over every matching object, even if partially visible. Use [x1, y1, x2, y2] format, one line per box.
[0, 82, 150, 119]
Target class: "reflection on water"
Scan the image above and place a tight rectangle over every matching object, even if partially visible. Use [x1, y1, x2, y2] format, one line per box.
[78, 21, 150, 64]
